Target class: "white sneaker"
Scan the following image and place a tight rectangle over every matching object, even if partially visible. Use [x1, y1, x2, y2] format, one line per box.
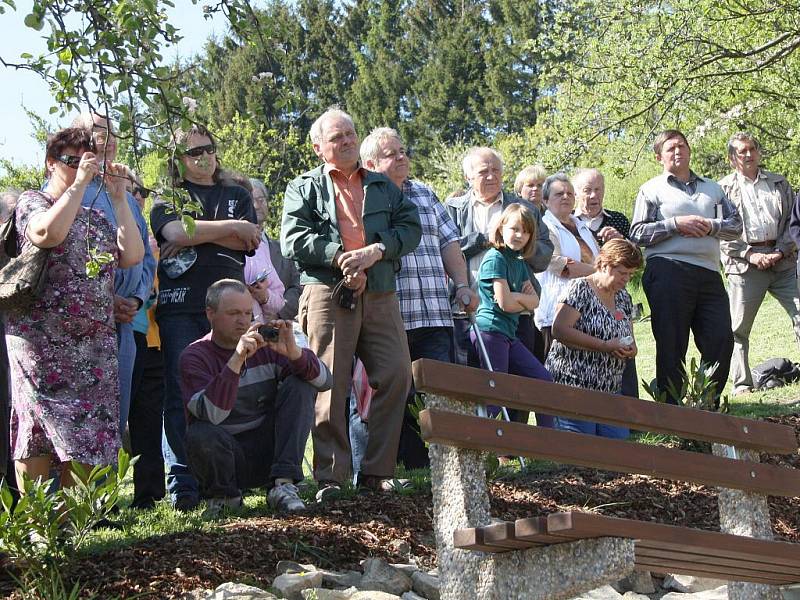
[202, 495, 242, 519]
[268, 483, 306, 512]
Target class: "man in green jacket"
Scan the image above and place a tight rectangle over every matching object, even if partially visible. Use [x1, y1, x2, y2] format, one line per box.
[281, 108, 421, 500]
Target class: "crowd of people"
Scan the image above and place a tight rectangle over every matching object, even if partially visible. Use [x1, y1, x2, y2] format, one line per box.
[1, 109, 798, 520]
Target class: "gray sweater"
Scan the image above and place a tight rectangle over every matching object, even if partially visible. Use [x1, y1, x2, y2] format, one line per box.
[630, 172, 742, 272]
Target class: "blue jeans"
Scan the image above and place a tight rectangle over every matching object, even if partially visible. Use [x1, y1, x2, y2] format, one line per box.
[157, 313, 210, 505]
[115, 321, 136, 432]
[555, 417, 629, 440]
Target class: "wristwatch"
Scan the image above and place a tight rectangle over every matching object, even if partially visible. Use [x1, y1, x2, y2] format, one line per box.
[376, 242, 386, 258]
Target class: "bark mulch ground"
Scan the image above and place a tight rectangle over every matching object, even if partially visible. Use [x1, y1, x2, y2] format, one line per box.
[2, 414, 799, 598]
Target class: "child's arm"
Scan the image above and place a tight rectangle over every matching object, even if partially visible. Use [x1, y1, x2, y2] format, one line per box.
[492, 278, 528, 313]
[517, 280, 540, 310]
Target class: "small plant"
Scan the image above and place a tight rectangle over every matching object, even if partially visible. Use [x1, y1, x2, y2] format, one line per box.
[0, 449, 134, 599]
[642, 357, 730, 413]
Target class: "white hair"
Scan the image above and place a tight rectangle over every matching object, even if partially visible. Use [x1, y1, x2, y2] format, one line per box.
[360, 127, 403, 165]
[571, 168, 604, 188]
[462, 146, 503, 178]
[309, 107, 355, 144]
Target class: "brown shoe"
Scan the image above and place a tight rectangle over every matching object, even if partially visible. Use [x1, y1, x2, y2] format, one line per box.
[358, 475, 412, 492]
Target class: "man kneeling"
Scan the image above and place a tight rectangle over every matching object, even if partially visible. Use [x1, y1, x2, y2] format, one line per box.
[180, 279, 332, 515]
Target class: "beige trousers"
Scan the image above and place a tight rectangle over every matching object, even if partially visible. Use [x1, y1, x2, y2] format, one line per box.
[299, 284, 412, 484]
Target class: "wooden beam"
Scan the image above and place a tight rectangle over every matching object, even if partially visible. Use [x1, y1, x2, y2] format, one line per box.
[419, 410, 800, 497]
[633, 557, 795, 585]
[412, 359, 797, 454]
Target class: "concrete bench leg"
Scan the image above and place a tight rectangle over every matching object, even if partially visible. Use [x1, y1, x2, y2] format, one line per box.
[425, 393, 634, 600]
[713, 444, 782, 600]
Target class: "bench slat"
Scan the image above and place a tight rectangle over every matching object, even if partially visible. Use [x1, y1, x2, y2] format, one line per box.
[633, 557, 796, 585]
[412, 359, 797, 454]
[419, 409, 800, 497]
[634, 547, 800, 579]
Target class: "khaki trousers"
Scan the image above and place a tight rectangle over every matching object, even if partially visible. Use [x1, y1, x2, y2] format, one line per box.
[728, 267, 800, 390]
[299, 284, 412, 484]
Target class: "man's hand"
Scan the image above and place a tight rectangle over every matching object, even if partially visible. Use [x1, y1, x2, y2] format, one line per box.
[455, 286, 479, 313]
[228, 324, 264, 373]
[598, 226, 623, 243]
[675, 215, 711, 237]
[747, 251, 778, 270]
[231, 221, 261, 251]
[248, 278, 270, 304]
[160, 240, 186, 259]
[338, 244, 383, 278]
[764, 251, 783, 268]
[261, 319, 302, 361]
[344, 270, 367, 296]
[114, 295, 139, 324]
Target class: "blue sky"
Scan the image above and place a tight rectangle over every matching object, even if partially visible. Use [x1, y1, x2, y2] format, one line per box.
[0, 0, 224, 169]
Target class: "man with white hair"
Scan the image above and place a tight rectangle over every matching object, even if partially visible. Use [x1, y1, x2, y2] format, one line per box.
[445, 147, 553, 368]
[281, 108, 421, 499]
[72, 112, 156, 432]
[573, 168, 631, 246]
[360, 127, 476, 469]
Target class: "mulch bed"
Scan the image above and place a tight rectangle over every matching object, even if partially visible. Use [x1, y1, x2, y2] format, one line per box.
[2, 414, 799, 599]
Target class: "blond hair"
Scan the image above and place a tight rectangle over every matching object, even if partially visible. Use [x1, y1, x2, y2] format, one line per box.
[490, 203, 538, 259]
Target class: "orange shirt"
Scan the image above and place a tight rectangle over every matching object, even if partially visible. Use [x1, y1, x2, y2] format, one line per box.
[326, 163, 366, 252]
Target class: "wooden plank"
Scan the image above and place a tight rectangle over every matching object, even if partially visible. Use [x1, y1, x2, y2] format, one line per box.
[412, 359, 797, 454]
[513, 517, 565, 544]
[419, 410, 800, 497]
[634, 556, 797, 585]
[634, 547, 800, 580]
[545, 512, 800, 567]
[482, 521, 539, 550]
[452, 528, 501, 552]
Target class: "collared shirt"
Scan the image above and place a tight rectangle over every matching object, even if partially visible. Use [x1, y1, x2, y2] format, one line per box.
[468, 190, 503, 284]
[577, 210, 606, 233]
[395, 179, 460, 330]
[735, 170, 781, 243]
[244, 232, 287, 322]
[325, 163, 365, 252]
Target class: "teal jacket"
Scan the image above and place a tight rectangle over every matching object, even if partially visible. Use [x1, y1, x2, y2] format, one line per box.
[280, 165, 422, 292]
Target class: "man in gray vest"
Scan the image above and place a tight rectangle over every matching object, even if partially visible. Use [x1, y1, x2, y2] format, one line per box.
[720, 132, 799, 396]
[630, 130, 742, 407]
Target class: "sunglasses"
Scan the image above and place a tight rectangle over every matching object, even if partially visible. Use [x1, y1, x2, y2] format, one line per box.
[249, 269, 269, 286]
[185, 144, 216, 158]
[133, 186, 150, 199]
[57, 155, 82, 169]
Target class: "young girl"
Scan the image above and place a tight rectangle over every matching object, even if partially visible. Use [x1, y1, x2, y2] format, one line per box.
[471, 203, 554, 427]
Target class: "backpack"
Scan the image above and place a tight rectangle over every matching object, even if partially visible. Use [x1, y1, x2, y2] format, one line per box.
[751, 358, 800, 390]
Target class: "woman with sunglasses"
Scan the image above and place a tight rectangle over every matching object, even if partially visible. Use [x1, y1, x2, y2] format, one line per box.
[5, 127, 144, 492]
[149, 123, 259, 511]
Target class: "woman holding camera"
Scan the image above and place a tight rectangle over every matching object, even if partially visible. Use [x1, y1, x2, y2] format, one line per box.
[6, 127, 144, 489]
[545, 239, 642, 438]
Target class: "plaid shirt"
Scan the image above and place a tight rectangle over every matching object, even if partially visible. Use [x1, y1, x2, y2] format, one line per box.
[396, 179, 460, 330]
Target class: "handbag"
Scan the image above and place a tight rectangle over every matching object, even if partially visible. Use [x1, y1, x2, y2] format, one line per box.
[0, 211, 50, 312]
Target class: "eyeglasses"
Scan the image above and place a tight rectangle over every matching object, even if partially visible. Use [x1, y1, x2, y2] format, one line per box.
[57, 155, 82, 169]
[133, 186, 150, 199]
[185, 144, 216, 158]
[249, 269, 269, 286]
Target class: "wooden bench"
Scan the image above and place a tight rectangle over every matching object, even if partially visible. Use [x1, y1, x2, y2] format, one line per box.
[413, 358, 800, 599]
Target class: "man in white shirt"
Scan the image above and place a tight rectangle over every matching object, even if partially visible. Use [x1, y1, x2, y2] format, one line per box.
[720, 132, 799, 395]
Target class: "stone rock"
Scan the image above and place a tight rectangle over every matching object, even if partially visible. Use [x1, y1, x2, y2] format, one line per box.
[621, 594, 650, 600]
[360, 558, 413, 596]
[411, 571, 440, 600]
[390, 563, 420, 576]
[176, 590, 211, 600]
[276, 560, 318, 576]
[661, 586, 728, 600]
[401, 593, 427, 600]
[273, 571, 325, 600]
[388, 539, 411, 556]
[321, 570, 362, 589]
[783, 586, 800, 600]
[621, 571, 656, 595]
[301, 588, 357, 600]
[350, 592, 401, 600]
[207, 582, 278, 599]
[570, 584, 625, 599]
[663, 575, 727, 593]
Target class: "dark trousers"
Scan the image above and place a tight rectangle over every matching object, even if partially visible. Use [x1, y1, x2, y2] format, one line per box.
[0, 319, 18, 503]
[453, 318, 480, 367]
[128, 332, 165, 509]
[470, 329, 555, 428]
[397, 326, 454, 470]
[157, 312, 210, 505]
[185, 376, 315, 498]
[642, 257, 733, 406]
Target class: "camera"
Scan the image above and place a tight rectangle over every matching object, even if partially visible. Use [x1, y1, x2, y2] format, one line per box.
[258, 324, 280, 341]
[337, 287, 356, 311]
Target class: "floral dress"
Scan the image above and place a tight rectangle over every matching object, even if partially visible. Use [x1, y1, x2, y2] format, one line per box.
[5, 190, 120, 466]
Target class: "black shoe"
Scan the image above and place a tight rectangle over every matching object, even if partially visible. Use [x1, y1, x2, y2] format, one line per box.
[173, 495, 200, 512]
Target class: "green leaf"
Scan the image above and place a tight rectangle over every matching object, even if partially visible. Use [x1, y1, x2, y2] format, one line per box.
[58, 47, 72, 63]
[181, 214, 196, 237]
[23, 13, 43, 30]
[19, 52, 32, 59]
[49, 106, 59, 114]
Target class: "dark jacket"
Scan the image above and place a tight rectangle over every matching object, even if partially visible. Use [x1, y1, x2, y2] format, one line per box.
[281, 165, 422, 292]
[266, 235, 302, 320]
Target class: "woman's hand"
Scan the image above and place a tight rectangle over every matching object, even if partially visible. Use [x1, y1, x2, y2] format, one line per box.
[604, 338, 638, 359]
[104, 163, 129, 204]
[74, 152, 99, 188]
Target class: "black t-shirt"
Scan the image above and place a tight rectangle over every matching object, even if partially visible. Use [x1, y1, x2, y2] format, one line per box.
[150, 180, 256, 317]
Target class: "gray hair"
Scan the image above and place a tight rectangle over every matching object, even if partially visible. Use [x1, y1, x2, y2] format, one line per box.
[206, 278, 248, 310]
[571, 168, 604, 188]
[0, 188, 20, 222]
[71, 111, 112, 131]
[249, 178, 268, 199]
[360, 127, 403, 165]
[727, 131, 762, 160]
[513, 165, 547, 196]
[542, 172, 572, 202]
[462, 146, 504, 179]
[310, 107, 355, 145]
